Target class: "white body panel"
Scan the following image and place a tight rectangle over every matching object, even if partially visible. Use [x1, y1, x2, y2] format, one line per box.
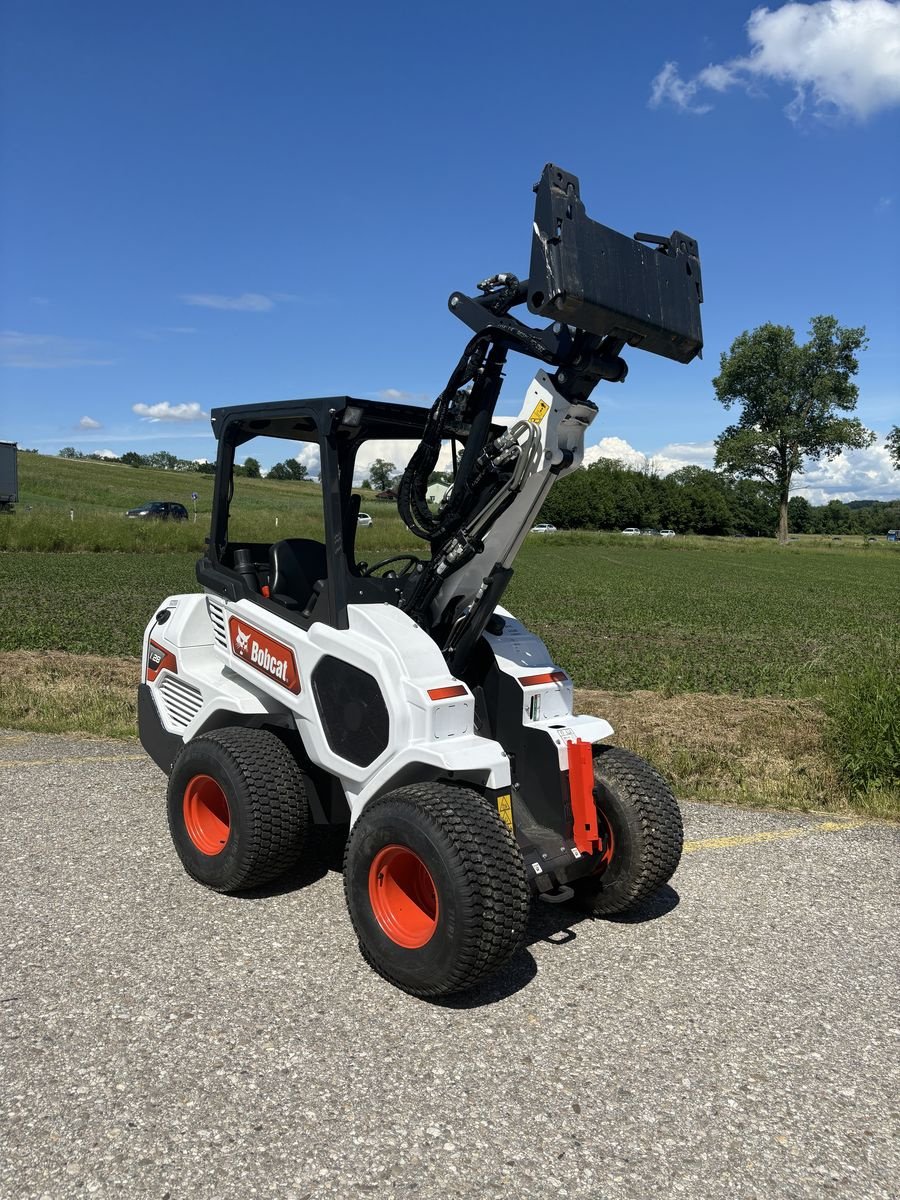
[143, 590, 613, 823]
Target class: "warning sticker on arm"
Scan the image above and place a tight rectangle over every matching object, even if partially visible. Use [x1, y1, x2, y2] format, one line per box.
[497, 793, 514, 831]
[528, 399, 550, 424]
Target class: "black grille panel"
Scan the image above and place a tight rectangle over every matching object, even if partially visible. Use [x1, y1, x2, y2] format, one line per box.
[312, 656, 389, 767]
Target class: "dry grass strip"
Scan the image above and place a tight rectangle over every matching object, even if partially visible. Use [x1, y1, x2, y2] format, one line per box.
[0, 650, 140, 740]
[574, 687, 847, 814]
[0, 651, 858, 815]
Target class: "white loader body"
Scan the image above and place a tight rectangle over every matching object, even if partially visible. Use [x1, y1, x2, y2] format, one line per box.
[142, 592, 612, 824]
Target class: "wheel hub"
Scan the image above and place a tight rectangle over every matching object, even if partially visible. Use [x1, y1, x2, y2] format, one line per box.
[368, 845, 439, 949]
[183, 774, 231, 856]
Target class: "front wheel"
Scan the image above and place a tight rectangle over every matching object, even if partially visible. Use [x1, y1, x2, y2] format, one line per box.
[343, 783, 529, 998]
[571, 746, 683, 916]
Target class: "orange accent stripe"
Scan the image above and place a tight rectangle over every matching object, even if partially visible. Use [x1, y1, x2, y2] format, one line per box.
[147, 640, 178, 683]
[567, 738, 600, 855]
[427, 685, 467, 701]
[519, 670, 567, 687]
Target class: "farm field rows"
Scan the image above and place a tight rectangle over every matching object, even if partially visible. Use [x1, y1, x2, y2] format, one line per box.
[1, 540, 896, 697]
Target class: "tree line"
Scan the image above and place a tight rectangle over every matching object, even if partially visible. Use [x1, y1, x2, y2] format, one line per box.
[55, 446, 308, 480]
[540, 458, 899, 537]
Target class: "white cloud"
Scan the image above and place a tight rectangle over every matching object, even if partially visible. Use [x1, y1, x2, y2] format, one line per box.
[793, 436, 900, 501]
[181, 292, 278, 311]
[78, 415, 102, 430]
[0, 331, 114, 369]
[132, 401, 208, 422]
[649, 62, 714, 115]
[273, 438, 458, 485]
[583, 436, 652, 470]
[583, 437, 717, 474]
[650, 0, 900, 122]
[95, 449, 118, 459]
[372, 388, 430, 403]
[582, 432, 898, 501]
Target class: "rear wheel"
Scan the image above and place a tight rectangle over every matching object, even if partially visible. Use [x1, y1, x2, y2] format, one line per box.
[343, 783, 529, 997]
[167, 727, 308, 892]
[572, 746, 683, 915]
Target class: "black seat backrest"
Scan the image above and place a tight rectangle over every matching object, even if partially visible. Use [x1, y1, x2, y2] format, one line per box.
[268, 539, 328, 611]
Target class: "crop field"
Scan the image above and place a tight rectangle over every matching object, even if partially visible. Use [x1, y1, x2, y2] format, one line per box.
[1, 539, 896, 697]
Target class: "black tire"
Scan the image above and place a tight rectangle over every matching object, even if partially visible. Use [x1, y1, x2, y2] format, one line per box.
[167, 726, 309, 893]
[572, 746, 683, 916]
[343, 783, 529, 998]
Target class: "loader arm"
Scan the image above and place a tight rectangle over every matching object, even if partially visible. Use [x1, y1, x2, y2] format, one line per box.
[398, 163, 703, 667]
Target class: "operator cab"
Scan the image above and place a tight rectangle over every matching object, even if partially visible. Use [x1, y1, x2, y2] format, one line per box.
[198, 395, 489, 632]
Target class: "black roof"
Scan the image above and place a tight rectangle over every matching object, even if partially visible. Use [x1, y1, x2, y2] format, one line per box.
[209, 395, 433, 445]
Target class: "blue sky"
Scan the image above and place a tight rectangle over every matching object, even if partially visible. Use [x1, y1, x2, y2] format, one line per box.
[1, 0, 898, 501]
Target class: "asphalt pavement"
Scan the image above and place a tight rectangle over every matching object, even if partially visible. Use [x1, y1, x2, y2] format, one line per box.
[1, 730, 898, 1200]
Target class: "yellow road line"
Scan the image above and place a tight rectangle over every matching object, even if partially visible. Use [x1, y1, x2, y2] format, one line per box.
[683, 819, 869, 854]
[0, 754, 146, 768]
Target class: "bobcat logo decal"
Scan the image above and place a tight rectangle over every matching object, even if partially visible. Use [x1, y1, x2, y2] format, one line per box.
[228, 617, 301, 694]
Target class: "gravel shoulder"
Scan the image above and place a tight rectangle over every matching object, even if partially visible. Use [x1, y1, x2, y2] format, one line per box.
[1, 731, 898, 1200]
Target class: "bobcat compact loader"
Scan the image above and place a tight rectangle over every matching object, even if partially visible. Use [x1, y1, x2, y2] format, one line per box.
[138, 164, 703, 997]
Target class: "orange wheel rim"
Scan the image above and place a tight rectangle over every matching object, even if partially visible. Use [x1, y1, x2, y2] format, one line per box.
[368, 845, 439, 949]
[183, 774, 231, 856]
[594, 809, 615, 873]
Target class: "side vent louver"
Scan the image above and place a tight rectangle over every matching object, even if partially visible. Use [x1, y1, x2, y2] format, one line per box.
[158, 675, 203, 729]
[207, 598, 228, 649]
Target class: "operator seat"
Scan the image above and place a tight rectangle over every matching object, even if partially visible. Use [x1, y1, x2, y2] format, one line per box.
[268, 538, 327, 612]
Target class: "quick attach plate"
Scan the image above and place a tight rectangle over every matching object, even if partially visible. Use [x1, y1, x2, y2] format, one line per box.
[528, 163, 703, 364]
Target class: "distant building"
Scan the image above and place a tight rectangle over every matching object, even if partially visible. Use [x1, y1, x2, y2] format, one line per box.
[426, 482, 450, 505]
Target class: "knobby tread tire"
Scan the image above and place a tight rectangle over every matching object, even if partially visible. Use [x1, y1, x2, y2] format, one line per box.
[167, 726, 308, 893]
[343, 784, 529, 998]
[573, 746, 683, 916]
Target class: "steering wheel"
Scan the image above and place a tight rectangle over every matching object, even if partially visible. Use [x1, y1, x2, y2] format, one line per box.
[361, 554, 423, 578]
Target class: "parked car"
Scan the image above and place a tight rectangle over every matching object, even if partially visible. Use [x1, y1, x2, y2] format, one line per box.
[357, 512, 373, 527]
[641, 528, 661, 537]
[126, 501, 188, 521]
[659, 529, 676, 538]
[530, 522, 557, 533]
[621, 527, 641, 536]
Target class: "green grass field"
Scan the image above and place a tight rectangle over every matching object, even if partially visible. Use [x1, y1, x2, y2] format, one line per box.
[1, 539, 896, 697]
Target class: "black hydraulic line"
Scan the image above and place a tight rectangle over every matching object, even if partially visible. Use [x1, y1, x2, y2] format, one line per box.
[398, 334, 505, 544]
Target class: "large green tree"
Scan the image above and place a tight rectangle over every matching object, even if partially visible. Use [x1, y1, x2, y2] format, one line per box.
[887, 426, 900, 470]
[713, 315, 872, 543]
[368, 458, 396, 491]
[267, 458, 309, 481]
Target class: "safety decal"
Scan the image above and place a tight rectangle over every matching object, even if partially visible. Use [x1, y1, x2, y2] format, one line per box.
[228, 617, 301, 694]
[528, 399, 550, 424]
[497, 793, 514, 831]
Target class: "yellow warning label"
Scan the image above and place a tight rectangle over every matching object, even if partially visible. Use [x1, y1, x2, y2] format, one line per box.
[497, 793, 514, 831]
[528, 399, 550, 424]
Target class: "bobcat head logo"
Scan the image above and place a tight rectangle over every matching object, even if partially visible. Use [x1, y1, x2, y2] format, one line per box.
[235, 628, 250, 652]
